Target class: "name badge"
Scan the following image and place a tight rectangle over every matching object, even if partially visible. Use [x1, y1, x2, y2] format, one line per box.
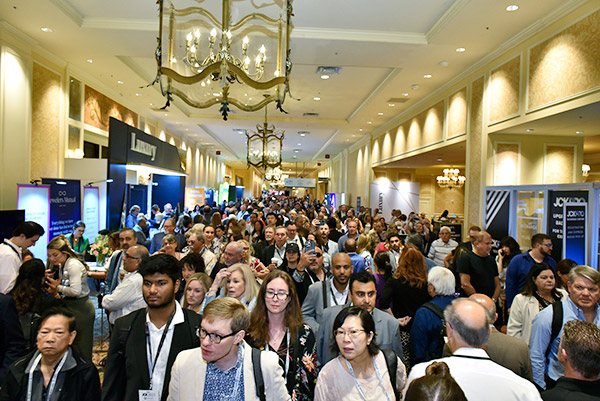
[139, 390, 159, 401]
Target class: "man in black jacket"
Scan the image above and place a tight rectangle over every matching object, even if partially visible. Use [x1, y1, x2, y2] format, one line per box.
[0, 308, 100, 401]
[102, 254, 201, 401]
[0, 294, 25, 385]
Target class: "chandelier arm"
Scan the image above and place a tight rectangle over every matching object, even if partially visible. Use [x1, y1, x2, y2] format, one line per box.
[171, 7, 221, 27]
[170, 88, 222, 109]
[160, 62, 222, 84]
[230, 13, 281, 30]
[226, 62, 286, 89]
[227, 96, 277, 112]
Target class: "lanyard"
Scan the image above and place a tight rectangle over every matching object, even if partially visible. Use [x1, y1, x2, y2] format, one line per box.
[265, 328, 290, 382]
[27, 351, 69, 401]
[3, 240, 21, 260]
[145, 310, 176, 389]
[330, 281, 347, 306]
[275, 245, 285, 260]
[223, 347, 244, 400]
[451, 353, 490, 361]
[345, 357, 391, 401]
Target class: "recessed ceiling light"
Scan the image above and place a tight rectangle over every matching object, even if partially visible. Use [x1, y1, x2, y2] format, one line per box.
[437, 158, 443, 162]
[411, 84, 419, 90]
[367, 121, 372, 125]
[149, 103, 154, 106]
[388, 103, 395, 107]
[41, 27, 52, 33]
[378, 112, 383, 116]
[185, 128, 189, 131]
[576, 130, 584, 134]
[87, 59, 93, 63]
[313, 97, 321, 101]
[526, 128, 534, 132]
[456, 47, 466, 53]
[293, 155, 297, 159]
[320, 75, 330, 80]
[299, 133, 306, 137]
[346, 139, 350, 142]
[439, 61, 449, 67]
[213, 93, 220, 96]
[359, 129, 363, 132]
[297, 143, 301, 146]
[117, 80, 124, 84]
[164, 113, 168, 116]
[135, 93, 142, 96]
[424, 74, 432, 79]
[403, 93, 409, 97]
[506, 5, 519, 12]
[352, 134, 356, 137]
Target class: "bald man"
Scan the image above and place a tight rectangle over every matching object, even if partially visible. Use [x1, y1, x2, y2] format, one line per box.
[469, 294, 533, 382]
[344, 237, 365, 273]
[405, 298, 541, 401]
[457, 231, 501, 300]
[302, 253, 353, 333]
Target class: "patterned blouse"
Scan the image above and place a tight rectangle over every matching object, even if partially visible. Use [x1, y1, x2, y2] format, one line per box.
[248, 323, 317, 401]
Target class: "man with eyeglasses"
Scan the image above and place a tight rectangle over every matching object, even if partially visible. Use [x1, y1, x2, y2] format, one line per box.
[102, 254, 201, 401]
[210, 241, 244, 281]
[186, 231, 217, 275]
[149, 218, 186, 254]
[167, 297, 289, 401]
[105, 228, 138, 295]
[506, 233, 557, 308]
[102, 245, 149, 326]
[316, 272, 404, 365]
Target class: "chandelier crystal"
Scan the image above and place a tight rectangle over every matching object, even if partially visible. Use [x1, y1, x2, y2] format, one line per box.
[436, 168, 466, 189]
[151, 0, 294, 120]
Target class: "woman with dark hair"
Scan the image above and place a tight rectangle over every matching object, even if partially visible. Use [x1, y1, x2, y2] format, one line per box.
[496, 236, 521, 281]
[45, 235, 95, 360]
[314, 306, 406, 400]
[251, 219, 265, 244]
[68, 220, 89, 259]
[555, 258, 578, 290]
[379, 245, 431, 364]
[247, 270, 316, 400]
[10, 258, 61, 352]
[373, 252, 393, 307]
[158, 234, 184, 260]
[210, 211, 222, 230]
[405, 361, 467, 401]
[507, 263, 566, 345]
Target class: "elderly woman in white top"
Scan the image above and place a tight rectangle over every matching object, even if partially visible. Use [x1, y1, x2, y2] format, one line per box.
[45, 234, 95, 360]
[203, 263, 260, 314]
[507, 263, 566, 345]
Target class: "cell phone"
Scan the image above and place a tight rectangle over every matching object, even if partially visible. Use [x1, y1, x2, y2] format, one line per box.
[320, 219, 326, 225]
[304, 240, 315, 253]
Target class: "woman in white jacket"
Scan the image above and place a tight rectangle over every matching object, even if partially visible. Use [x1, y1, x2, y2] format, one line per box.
[507, 263, 566, 344]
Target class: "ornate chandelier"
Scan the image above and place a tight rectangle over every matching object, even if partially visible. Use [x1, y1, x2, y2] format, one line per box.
[264, 167, 283, 181]
[436, 168, 466, 189]
[151, 0, 294, 120]
[246, 106, 284, 169]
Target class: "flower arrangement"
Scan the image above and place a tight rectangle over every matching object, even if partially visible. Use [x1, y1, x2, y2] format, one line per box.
[90, 234, 112, 266]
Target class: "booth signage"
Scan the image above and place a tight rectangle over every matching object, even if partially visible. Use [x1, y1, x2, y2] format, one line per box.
[42, 179, 81, 240]
[547, 190, 588, 262]
[17, 184, 51, 259]
[563, 202, 587, 264]
[370, 180, 420, 220]
[185, 187, 205, 208]
[83, 186, 100, 242]
[130, 132, 157, 161]
[284, 178, 316, 188]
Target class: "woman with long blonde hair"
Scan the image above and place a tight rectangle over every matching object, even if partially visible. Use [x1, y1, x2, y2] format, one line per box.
[45, 234, 95, 360]
[204, 263, 260, 313]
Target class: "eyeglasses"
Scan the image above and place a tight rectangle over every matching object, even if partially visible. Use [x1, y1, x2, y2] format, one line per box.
[265, 290, 289, 300]
[123, 253, 140, 259]
[196, 328, 238, 344]
[543, 243, 553, 248]
[334, 329, 366, 339]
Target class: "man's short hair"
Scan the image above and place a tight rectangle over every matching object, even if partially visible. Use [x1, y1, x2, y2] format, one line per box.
[444, 299, 491, 348]
[12, 221, 45, 238]
[427, 266, 455, 296]
[203, 297, 250, 333]
[138, 254, 181, 284]
[120, 227, 135, 237]
[531, 233, 551, 248]
[349, 272, 376, 292]
[344, 238, 357, 253]
[39, 307, 76, 332]
[561, 320, 600, 379]
[468, 225, 482, 233]
[471, 231, 490, 244]
[569, 265, 600, 286]
[129, 205, 140, 214]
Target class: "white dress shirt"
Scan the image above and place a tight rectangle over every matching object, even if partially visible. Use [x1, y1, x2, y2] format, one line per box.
[0, 239, 22, 294]
[102, 271, 146, 324]
[146, 301, 185, 400]
[328, 278, 348, 306]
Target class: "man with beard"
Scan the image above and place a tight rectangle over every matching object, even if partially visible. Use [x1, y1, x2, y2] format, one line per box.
[102, 254, 202, 401]
[506, 233, 556, 308]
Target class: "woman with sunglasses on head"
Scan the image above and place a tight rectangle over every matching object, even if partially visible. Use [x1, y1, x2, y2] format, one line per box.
[315, 306, 406, 400]
[247, 270, 317, 400]
[204, 263, 260, 314]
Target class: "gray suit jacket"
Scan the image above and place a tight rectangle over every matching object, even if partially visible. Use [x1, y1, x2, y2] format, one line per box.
[301, 279, 334, 333]
[316, 306, 404, 366]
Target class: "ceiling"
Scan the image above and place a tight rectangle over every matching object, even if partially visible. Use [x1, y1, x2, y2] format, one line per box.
[1, 0, 593, 171]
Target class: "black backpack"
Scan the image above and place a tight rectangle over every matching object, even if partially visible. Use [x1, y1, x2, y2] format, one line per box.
[381, 348, 400, 401]
[423, 302, 446, 360]
[251, 347, 267, 401]
[545, 301, 563, 359]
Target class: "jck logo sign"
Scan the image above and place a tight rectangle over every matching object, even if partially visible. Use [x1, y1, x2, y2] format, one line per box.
[130, 132, 157, 161]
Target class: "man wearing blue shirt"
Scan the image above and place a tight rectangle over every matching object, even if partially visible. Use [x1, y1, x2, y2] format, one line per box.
[529, 266, 600, 390]
[506, 233, 556, 308]
[344, 238, 365, 273]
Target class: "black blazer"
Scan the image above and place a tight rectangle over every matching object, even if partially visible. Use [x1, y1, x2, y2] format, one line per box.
[0, 294, 26, 385]
[101, 307, 201, 401]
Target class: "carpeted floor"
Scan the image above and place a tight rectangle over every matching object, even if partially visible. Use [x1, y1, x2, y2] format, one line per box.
[91, 296, 110, 382]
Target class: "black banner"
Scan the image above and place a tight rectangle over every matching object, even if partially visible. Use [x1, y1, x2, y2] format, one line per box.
[547, 190, 588, 261]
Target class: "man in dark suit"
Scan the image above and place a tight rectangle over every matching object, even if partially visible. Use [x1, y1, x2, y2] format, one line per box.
[0, 294, 26, 385]
[102, 254, 201, 401]
[149, 218, 186, 254]
[260, 226, 288, 268]
[316, 272, 404, 365]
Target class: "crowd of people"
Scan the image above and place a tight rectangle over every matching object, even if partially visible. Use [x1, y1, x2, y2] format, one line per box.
[0, 195, 599, 401]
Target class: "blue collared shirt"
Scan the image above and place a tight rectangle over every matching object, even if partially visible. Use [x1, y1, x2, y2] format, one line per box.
[505, 251, 556, 307]
[529, 296, 600, 389]
[203, 344, 245, 401]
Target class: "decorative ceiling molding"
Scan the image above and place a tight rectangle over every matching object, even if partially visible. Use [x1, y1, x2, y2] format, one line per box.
[50, 0, 84, 26]
[371, 0, 590, 141]
[82, 17, 157, 31]
[426, 0, 472, 42]
[312, 129, 340, 161]
[347, 67, 401, 123]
